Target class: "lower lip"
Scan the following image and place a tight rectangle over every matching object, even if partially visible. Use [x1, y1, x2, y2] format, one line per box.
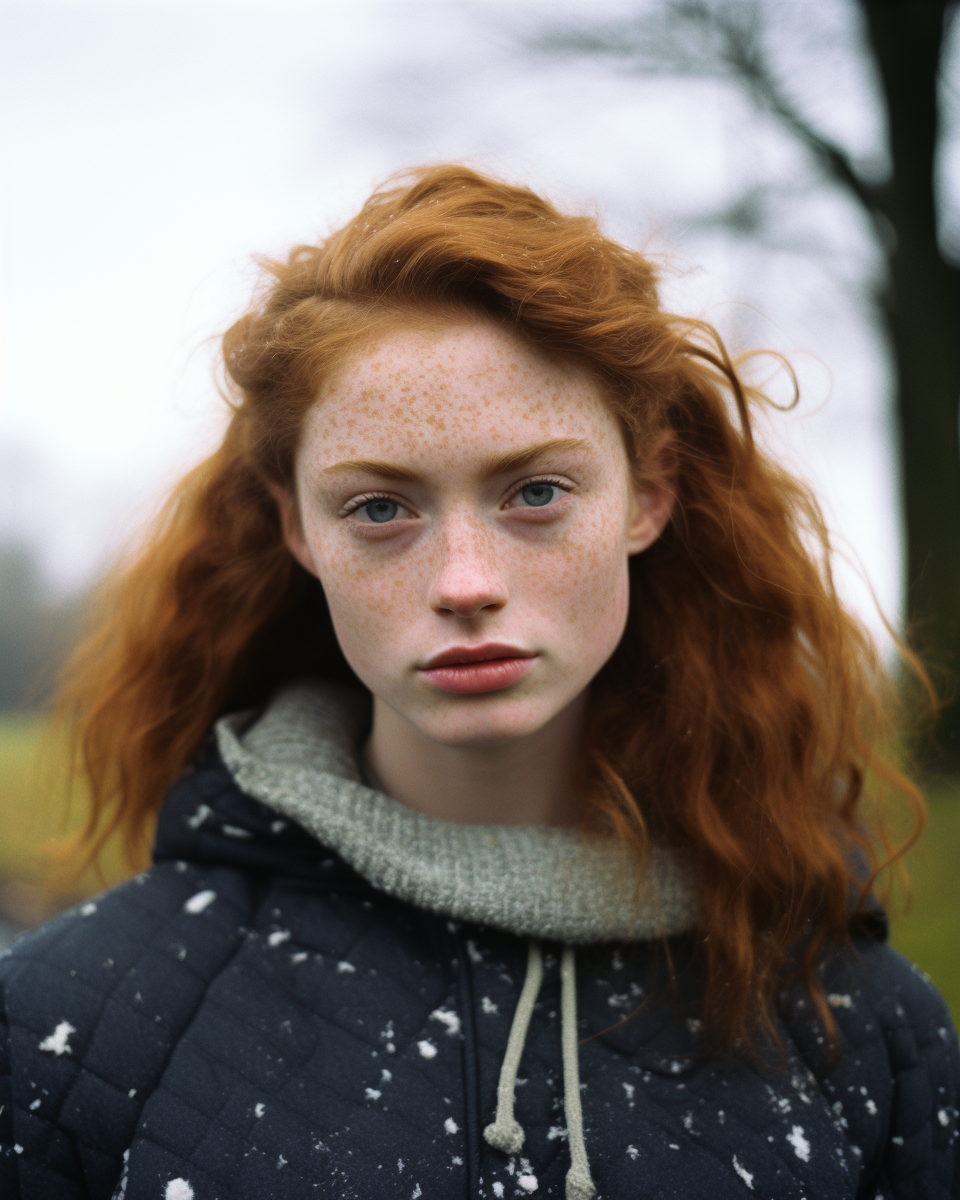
[418, 656, 536, 694]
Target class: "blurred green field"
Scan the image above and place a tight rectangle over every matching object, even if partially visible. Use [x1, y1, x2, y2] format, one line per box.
[886, 776, 960, 1021]
[0, 715, 127, 918]
[0, 713, 957, 1024]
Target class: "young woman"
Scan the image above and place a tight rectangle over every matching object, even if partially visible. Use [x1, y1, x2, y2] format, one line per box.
[1, 166, 957, 1200]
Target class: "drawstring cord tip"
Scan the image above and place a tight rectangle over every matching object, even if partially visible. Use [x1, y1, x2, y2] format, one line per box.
[483, 1117, 525, 1155]
[565, 1163, 597, 1199]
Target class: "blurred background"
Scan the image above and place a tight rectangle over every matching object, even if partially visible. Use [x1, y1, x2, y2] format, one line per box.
[1, 0, 958, 1015]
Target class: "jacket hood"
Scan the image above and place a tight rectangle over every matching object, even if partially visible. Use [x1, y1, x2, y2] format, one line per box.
[208, 680, 699, 945]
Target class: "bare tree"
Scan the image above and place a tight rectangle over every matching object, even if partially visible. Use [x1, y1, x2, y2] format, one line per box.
[535, 0, 960, 770]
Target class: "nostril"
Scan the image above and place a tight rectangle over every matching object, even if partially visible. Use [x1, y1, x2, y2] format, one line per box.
[428, 559, 508, 617]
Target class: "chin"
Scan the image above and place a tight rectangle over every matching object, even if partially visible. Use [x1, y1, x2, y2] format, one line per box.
[417, 693, 558, 749]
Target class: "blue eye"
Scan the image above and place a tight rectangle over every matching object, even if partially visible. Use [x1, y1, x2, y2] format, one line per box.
[362, 499, 400, 523]
[518, 483, 557, 507]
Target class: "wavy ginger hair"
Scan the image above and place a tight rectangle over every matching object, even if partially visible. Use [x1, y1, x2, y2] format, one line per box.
[58, 164, 924, 1054]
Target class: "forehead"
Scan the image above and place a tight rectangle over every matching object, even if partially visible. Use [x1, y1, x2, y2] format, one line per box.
[301, 320, 623, 463]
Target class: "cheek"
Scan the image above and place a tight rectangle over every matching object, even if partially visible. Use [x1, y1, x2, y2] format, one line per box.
[549, 509, 631, 631]
[567, 545, 631, 653]
[309, 536, 418, 680]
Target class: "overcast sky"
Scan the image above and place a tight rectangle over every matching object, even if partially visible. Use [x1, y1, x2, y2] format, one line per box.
[2, 0, 957, 649]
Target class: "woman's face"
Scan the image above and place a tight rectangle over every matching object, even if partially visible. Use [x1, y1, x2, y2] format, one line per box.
[279, 320, 673, 749]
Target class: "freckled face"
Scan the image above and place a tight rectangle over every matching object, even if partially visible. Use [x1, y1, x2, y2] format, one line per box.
[285, 321, 661, 748]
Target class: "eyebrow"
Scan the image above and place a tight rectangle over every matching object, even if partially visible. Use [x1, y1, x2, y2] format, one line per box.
[320, 438, 591, 483]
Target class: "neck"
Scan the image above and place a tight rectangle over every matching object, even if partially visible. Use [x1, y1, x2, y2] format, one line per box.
[363, 693, 587, 826]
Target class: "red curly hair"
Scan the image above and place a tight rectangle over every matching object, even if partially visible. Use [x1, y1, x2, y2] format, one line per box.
[57, 164, 926, 1054]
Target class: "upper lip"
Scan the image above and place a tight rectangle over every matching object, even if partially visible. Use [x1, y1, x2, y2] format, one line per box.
[420, 643, 536, 670]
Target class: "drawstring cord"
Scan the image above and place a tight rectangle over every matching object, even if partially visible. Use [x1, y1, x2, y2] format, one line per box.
[483, 940, 543, 1155]
[559, 945, 595, 1200]
[483, 941, 597, 1200]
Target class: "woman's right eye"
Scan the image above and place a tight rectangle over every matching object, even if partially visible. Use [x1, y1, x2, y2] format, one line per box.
[346, 497, 411, 524]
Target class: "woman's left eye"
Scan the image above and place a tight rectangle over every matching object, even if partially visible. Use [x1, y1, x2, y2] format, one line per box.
[507, 481, 569, 509]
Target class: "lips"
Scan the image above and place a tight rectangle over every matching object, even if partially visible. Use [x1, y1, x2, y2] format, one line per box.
[418, 643, 537, 694]
[421, 643, 535, 670]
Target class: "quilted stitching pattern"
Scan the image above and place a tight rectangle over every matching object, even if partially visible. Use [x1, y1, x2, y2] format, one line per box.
[0, 760, 956, 1199]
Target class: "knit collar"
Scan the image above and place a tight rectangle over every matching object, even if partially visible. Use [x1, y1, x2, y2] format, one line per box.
[215, 680, 698, 944]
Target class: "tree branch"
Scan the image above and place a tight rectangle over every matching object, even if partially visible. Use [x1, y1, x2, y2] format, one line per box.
[533, 1, 885, 225]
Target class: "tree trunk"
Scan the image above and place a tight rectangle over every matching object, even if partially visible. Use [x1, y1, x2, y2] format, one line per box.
[860, 1, 960, 769]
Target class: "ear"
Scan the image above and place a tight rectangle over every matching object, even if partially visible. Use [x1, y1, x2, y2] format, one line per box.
[267, 480, 319, 578]
[626, 430, 677, 556]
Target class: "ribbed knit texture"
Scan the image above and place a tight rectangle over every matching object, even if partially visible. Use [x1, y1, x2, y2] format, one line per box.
[215, 681, 698, 944]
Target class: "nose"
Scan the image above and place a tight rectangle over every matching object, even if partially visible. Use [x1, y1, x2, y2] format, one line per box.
[428, 511, 508, 618]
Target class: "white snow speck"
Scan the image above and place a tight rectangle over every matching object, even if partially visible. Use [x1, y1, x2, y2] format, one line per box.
[13, 1144, 23, 1154]
[493, 1184, 505, 1198]
[518, 1174, 538, 1192]
[481, 996, 498, 1014]
[669, 1143, 680, 1150]
[39, 1021, 76, 1056]
[165, 1181, 194, 1200]
[444, 1117, 458, 1134]
[366, 1088, 382, 1101]
[183, 890, 216, 914]
[732, 1155, 754, 1189]
[466, 939, 483, 963]
[411, 1186, 422, 1199]
[431, 1007, 461, 1036]
[866, 1099, 878, 1115]
[80, 902, 97, 916]
[787, 1126, 811, 1162]
[270, 819, 287, 834]
[626, 1144, 639, 1160]
[277, 1154, 287, 1168]
[938, 1108, 951, 1126]
[255, 1103, 265, 1118]
[381, 1069, 392, 1082]
[547, 1125, 568, 1141]
[29, 1099, 40, 1111]
[418, 1039, 437, 1059]
[128, 1089, 136, 1099]
[397, 1159, 404, 1173]
[337, 961, 356, 974]
[222, 824, 252, 839]
[291, 951, 308, 964]
[185, 804, 212, 829]
[828, 993, 853, 1009]
[267, 930, 291, 947]
[622, 1082, 635, 1100]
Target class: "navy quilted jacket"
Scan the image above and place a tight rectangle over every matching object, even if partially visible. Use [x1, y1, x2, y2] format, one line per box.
[1, 742, 958, 1199]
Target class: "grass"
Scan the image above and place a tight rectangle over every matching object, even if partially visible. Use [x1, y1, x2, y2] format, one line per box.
[0, 713, 957, 1025]
[887, 776, 960, 1021]
[0, 714, 126, 911]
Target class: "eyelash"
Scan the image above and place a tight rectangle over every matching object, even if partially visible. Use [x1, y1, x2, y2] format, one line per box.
[503, 475, 573, 506]
[339, 476, 575, 519]
[339, 491, 404, 518]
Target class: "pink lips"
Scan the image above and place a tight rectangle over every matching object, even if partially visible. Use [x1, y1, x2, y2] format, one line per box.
[417, 643, 537, 694]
